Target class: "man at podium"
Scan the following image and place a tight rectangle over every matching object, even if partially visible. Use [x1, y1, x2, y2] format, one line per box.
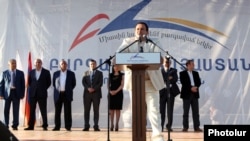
[117, 22, 165, 141]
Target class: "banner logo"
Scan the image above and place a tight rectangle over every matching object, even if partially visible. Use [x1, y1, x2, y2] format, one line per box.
[70, 0, 228, 52]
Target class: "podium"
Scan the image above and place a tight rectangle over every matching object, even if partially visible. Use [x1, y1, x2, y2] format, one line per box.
[116, 52, 161, 141]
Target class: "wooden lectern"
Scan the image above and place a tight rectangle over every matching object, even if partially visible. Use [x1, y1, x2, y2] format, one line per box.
[116, 53, 161, 141]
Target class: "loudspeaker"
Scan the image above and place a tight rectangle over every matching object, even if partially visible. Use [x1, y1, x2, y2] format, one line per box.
[0, 121, 18, 141]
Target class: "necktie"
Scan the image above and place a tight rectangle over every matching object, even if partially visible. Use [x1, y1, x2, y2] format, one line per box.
[12, 71, 16, 87]
[139, 46, 143, 52]
[91, 71, 95, 85]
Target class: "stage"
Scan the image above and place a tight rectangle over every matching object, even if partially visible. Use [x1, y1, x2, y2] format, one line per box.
[10, 127, 203, 141]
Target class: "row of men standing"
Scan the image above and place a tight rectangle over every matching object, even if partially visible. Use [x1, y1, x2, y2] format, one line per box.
[0, 58, 104, 132]
[0, 22, 203, 141]
[159, 58, 202, 132]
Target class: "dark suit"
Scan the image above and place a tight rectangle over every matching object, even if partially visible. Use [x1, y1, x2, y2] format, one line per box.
[28, 68, 51, 129]
[82, 70, 103, 129]
[52, 70, 76, 130]
[0, 69, 25, 128]
[179, 70, 201, 129]
[159, 67, 180, 130]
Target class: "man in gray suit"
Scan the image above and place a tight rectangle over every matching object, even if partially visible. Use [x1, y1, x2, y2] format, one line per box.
[82, 59, 103, 131]
[0, 59, 25, 130]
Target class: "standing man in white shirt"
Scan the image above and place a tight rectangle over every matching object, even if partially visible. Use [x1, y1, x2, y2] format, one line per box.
[179, 59, 202, 132]
[52, 59, 76, 131]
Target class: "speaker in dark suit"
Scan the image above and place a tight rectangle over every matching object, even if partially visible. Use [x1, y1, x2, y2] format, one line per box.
[0, 121, 18, 141]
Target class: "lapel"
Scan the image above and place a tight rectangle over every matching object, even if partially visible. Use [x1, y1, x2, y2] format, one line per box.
[65, 70, 68, 86]
[163, 67, 170, 74]
[35, 69, 42, 81]
[37, 70, 41, 81]
[88, 70, 91, 76]
[87, 70, 92, 82]
[6, 71, 11, 83]
[186, 70, 192, 84]
[58, 70, 68, 86]
[91, 70, 96, 80]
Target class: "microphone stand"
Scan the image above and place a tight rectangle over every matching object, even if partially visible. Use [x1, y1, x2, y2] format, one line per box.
[95, 57, 112, 141]
[94, 39, 140, 141]
[165, 52, 186, 70]
[147, 39, 186, 69]
[95, 39, 140, 71]
[147, 39, 186, 141]
[164, 51, 185, 141]
[118, 39, 140, 53]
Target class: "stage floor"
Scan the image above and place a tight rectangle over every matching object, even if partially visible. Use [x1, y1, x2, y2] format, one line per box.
[11, 127, 203, 141]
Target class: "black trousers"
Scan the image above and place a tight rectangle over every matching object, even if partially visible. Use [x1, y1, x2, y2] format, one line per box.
[4, 89, 20, 128]
[182, 94, 200, 129]
[160, 94, 175, 129]
[29, 94, 48, 129]
[54, 92, 72, 129]
[83, 93, 100, 129]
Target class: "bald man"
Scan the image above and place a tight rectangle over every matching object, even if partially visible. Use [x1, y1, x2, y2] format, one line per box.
[24, 59, 51, 131]
[52, 59, 76, 131]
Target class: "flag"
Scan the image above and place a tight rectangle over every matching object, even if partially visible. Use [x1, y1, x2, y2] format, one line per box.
[24, 52, 32, 126]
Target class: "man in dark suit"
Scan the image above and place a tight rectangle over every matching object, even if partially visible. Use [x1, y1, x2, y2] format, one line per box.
[0, 59, 25, 130]
[82, 59, 103, 131]
[52, 59, 76, 131]
[159, 57, 180, 132]
[24, 58, 51, 131]
[179, 59, 202, 132]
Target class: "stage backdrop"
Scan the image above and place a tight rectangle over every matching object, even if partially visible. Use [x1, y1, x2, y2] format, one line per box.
[1, 0, 250, 128]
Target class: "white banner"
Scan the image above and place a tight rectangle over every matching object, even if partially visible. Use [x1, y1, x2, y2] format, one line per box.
[0, 0, 250, 128]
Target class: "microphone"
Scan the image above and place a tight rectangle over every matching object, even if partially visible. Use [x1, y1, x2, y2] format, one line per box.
[139, 35, 142, 42]
[165, 55, 171, 60]
[142, 35, 148, 43]
[138, 35, 144, 52]
[142, 35, 154, 43]
[138, 35, 149, 43]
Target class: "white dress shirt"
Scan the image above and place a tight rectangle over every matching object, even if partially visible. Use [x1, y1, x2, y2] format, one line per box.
[59, 70, 67, 91]
[36, 69, 41, 80]
[188, 71, 195, 86]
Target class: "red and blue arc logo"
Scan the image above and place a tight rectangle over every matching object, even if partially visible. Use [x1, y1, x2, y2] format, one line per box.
[69, 0, 228, 52]
[130, 53, 144, 60]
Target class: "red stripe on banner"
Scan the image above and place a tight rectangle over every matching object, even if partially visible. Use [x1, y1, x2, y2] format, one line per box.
[69, 13, 109, 51]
